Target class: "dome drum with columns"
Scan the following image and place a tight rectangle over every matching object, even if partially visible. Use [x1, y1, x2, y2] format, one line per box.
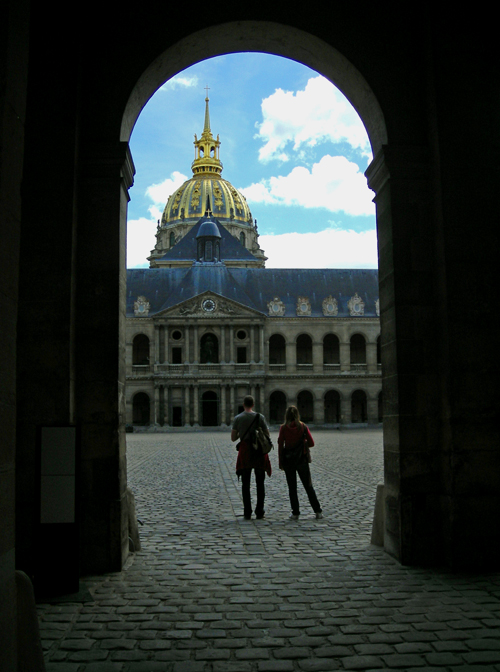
[149, 94, 266, 267]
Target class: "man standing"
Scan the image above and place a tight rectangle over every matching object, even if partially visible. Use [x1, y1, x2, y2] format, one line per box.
[231, 395, 272, 520]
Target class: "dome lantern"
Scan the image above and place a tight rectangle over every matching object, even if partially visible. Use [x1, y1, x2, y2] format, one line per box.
[191, 91, 223, 177]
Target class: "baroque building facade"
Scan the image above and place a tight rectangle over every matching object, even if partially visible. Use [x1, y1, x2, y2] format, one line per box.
[126, 97, 382, 427]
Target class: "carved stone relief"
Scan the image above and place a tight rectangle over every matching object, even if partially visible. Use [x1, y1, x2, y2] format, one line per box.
[348, 292, 365, 316]
[296, 297, 311, 316]
[134, 296, 150, 317]
[268, 296, 285, 316]
[322, 295, 338, 316]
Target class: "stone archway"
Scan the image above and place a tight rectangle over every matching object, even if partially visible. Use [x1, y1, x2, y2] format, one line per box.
[133, 392, 150, 425]
[269, 390, 287, 425]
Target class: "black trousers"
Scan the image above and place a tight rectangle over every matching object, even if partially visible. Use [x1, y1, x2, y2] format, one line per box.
[284, 460, 322, 515]
[240, 468, 265, 517]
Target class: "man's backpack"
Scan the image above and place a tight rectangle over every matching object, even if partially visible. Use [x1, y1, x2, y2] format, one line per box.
[250, 414, 273, 455]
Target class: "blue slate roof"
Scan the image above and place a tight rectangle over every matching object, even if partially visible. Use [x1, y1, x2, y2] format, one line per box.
[158, 218, 259, 263]
[126, 266, 379, 317]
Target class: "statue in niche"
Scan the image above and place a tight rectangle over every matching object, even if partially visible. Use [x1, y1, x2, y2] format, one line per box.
[200, 334, 218, 363]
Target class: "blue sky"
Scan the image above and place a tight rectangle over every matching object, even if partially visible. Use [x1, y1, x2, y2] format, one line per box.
[127, 53, 377, 269]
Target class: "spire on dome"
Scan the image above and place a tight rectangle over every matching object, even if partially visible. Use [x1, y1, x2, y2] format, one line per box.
[192, 90, 223, 177]
[203, 86, 211, 133]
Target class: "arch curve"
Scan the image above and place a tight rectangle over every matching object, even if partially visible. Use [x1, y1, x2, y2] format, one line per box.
[121, 21, 387, 154]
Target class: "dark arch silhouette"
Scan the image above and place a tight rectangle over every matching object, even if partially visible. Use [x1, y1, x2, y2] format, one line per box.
[133, 392, 150, 425]
[324, 390, 341, 424]
[351, 389, 367, 423]
[201, 390, 218, 426]
[269, 390, 287, 424]
[297, 390, 314, 423]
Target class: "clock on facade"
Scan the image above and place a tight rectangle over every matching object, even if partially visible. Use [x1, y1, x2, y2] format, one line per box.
[202, 298, 216, 313]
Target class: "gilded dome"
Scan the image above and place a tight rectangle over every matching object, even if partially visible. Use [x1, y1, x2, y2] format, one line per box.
[149, 93, 266, 269]
[161, 176, 253, 228]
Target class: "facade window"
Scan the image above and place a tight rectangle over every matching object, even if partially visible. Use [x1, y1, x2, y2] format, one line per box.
[237, 347, 247, 363]
[297, 390, 314, 423]
[323, 333, 340, 364]
[172, 330, 182, 340]
[269, 334, 286, 364]
[324, 390, 340, 423]
[351, 389, 367, 423]
[239, 232, 245, 247]
[296, 334, 312, 365]
[133, 392, 150, 425]
[200, 333, 219, 363]
[169, 231, 175, 248]
[350, 334, 366, 364]
[172, 347, 182, 364]
[132, 334, 150, 365]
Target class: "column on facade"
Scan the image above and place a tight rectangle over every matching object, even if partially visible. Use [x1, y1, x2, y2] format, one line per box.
[230, 385, 235, 419]
[193, 385, 199, 426]
[286, 340, 295, 373]
[220, 385, 226, 425]
[154, 386, 160, 425]
[340, 395, 351, 425]
[366, 341, 378, 374]
[250, 326, 255, 363]
[164, 385, 169, 426]
[154, 325, 160, 365]
[193, 325, 198, 365]
[184, 326, 190, 364]
[184, 385, 190, 426]
[163, 325, 172, 364]
[340, 341, 350, 372]
[229, 325, 235, 363]
[259, 325, 265, 363]
[314, 394, 324, 425]
[312, 340, 322, 373]
[221, 325, 226, 363]
[367, 394, 379, 425]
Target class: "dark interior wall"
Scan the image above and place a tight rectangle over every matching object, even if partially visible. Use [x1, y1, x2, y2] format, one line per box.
[1, 7, 500, 670]
[0, 1, 29, 668]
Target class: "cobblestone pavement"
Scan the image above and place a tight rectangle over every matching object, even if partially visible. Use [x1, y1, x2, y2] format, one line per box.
[38, 429, 500, 672]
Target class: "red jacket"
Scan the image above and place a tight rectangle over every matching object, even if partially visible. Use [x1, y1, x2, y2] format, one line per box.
[277, 422, 314, 469]
[236, 440, 272, 476]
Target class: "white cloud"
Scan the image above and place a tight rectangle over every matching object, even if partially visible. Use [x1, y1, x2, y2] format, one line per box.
[127, 217, 157, 268]
[256, 76, 371, 163]
[145, 171, 188, 205]
[259, 228, 378, 269]
[240, 155, 374, 217]
[159, 75, 199, 91]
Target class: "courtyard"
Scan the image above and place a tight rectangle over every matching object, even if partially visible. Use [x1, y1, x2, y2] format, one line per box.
[37, 429, 500, 671]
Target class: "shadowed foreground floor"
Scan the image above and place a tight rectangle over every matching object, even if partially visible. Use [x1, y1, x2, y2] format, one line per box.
[37, 429, 500, 671]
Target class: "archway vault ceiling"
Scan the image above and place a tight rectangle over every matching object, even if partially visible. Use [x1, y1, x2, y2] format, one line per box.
[121, 21, 387, 156]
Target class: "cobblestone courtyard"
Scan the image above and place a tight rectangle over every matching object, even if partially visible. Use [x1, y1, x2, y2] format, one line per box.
[38, 429, 500, 671]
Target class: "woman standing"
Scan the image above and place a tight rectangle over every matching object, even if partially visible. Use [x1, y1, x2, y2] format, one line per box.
[278, 406, 323, 520]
